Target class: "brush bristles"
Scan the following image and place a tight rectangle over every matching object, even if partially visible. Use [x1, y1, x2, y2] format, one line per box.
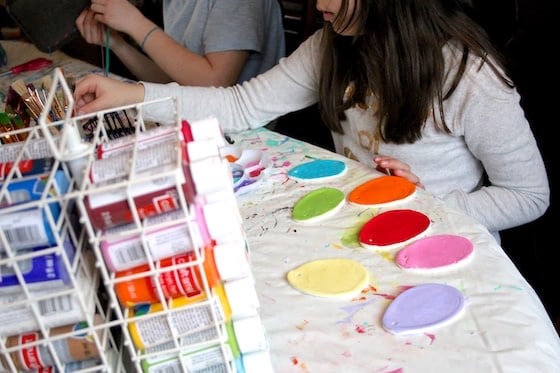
[41, 75, 53, 90]
[10, 79, 29, 98]
[9, 78, 59, 135]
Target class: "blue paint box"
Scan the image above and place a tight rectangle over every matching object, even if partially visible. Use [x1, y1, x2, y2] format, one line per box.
[0, 237, 76, 294]
[0, 168, 70, 252]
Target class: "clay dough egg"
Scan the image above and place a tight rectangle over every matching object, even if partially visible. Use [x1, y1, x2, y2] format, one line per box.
[292, 187, 345, 223]
[288, 159, 347, 182]
[287, 258, 370, 299]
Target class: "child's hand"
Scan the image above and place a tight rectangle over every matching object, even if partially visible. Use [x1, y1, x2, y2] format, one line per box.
[73, 74, 144, 115]
[373, 155, 425, 189]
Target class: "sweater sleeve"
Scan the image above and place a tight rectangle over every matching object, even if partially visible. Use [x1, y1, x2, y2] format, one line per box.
[142, 30, 324, 132]
[442, 59, 549, 233]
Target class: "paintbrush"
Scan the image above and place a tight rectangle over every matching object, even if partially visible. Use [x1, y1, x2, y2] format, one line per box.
[10, 79, 59, 135]
[10, 79, 41, 117]
[41, 75, 65, 120]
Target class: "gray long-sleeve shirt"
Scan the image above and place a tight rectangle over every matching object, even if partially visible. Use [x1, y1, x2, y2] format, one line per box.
[143, 30, 549, 240]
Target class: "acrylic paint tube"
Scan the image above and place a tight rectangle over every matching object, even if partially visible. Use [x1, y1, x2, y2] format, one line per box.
[231, 315, 269, 355]
[196, 195, 244, 244]
[139, 314, 271, 373]
[0, 251, 97, 336]
[28, 357, 103, 373]
[89, 138, 182, 183]
[188, 154, 233, 198]
[0, 169, 70, 252]
[127, 289, 227, 350]
[0, 157, 56, 181]
[128, 276, 260, 350]
[228, 315, 274, 373]
[241, 349, 275, 373]
[203, 240, 252, 284]
[181, 117, 227, 148]
[2, 315, 104, 371]
[0, 208, 58, 252]
[0, 136, 59, 164]
[61, 123, 92, 188]
[113, 250, 209, 306]
[141, 343, 235, 373]
[139, 318, 240, 373]
[94, 117, 222, 163]
[0, 238, 76, 295]
[83, 159, 196, 230]
[95, 124, 181, 159]
[114, 238, 253, 306]
[185, 138, 221, 162]
[100, 209, 199, 272]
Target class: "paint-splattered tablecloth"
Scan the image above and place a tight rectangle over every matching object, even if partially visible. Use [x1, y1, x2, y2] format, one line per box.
[231, 128, 560, 372]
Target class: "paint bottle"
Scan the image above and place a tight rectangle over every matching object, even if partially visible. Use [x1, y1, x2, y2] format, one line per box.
[139, 314, 241, 373]
[113, 250, 210, 307]
[241, 349, 275, 373]
[100, 209, 200, 272]
[28, 357, 103, 373]
[203, 240, 252, 284]
[128, 285, 228, 350]
[114, 233, 252, 306]
[128, 276, 260, 350]
[0, 238, 76, 295]
[140, 342, 235, 373]
[90, 138, 182, 183]
[0, 169, 69, 252]
[231, 315, 269, 354]
[188, 154, 233, 198]
[0, 251, 97, 336]
[196, 196, 244, 244]
[60, 123, 92, 188]
[2, 315, 104, 371]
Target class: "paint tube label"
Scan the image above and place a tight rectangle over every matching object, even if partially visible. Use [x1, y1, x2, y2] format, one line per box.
[30, 357, 103, 373]
[0, 158, 56, 181]
[114, 250, 207, 306]
[90, 139, 181, 183]
[0, 136, 58, 164]
[0, 252, 97, 335]
[100, 209, 200, 272]
[84, 160, 196, 230]
[4, 315, 103, 371]
[0, 238, 76, 295]
[141, 321, 227, 360]
[0, 209, 53, 251]
[141, 344, 234, 373]
[0, 169, 69, 252]
[128, 293, 226, 349]
[96, 124, 180, 159]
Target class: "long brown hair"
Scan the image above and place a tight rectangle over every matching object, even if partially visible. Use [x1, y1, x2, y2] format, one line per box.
[318, 0, 513, 144]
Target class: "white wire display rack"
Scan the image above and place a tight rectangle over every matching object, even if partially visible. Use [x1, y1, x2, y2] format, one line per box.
[0, 68, 253, 372]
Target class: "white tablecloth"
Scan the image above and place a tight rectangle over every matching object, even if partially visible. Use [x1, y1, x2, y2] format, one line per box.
[231, 128, 560, 372]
